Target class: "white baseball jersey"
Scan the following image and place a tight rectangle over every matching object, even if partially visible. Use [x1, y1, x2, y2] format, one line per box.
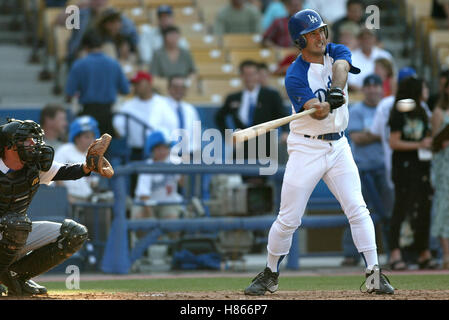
[285, 43, 360, 138]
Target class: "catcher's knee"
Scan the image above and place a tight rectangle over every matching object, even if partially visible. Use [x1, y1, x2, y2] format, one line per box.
[57, 219, 88, 255]
[0, 214, 32, 272]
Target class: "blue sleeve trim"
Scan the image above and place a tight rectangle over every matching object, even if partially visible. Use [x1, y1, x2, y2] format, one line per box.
[285, 57, 316, 113]
[326, 43, 361, 74]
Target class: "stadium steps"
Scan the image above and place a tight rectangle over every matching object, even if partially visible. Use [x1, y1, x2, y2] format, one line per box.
[0, 44, 65, 107]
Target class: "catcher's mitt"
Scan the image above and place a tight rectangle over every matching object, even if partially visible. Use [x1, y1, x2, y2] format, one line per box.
[85, 133, 114, 178]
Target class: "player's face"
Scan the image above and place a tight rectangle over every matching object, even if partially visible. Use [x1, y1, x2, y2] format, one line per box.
[304, 27, 327, 54]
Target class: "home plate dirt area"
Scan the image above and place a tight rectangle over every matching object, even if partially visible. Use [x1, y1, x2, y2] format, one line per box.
[3, 270, 448, 300]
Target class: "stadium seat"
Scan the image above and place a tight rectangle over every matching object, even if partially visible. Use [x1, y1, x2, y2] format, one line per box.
[191, 49, 227, 64]
[172, 6, 201, 24]
[222, 33, 262, 50]
[196, 62, 238, 79]
[430, 30, 449, 49]
[185, 34, 219, 50]
[200, 78, 242, 104]
[177, 22, 208, 37]
[109, 0, 142, 9]
[228, 48, 277, 68]
[151, 76, 169, 95]
[143, 0, 194, 9]
[121, 7, 151, 26]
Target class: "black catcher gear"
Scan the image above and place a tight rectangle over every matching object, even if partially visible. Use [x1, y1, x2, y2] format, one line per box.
[0, 118, 54, 171]
[0, 166, 40, 215]
[0, 213, 32, 274]
[7, 219, 88, 281]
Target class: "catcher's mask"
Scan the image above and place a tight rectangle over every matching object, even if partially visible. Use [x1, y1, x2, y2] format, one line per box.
[0, 118, 54, 171]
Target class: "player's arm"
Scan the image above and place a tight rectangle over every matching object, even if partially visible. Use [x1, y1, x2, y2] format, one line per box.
[54, 163, 92, 180]
[331, 60, 350, 90]
[325, 60, 350, 110]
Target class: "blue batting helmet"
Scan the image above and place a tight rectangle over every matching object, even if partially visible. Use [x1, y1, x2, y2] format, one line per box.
[144, 130, 173, 158]
[288, 9, 328, 49]
[68, 116, 100, 143]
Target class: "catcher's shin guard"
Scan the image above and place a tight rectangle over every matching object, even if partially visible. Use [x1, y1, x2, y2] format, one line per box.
[7, 219, 88, 280]
[0, 214, 32, 274]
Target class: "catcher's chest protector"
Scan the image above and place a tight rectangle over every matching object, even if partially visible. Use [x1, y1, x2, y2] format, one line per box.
[0, 166, 40, 216]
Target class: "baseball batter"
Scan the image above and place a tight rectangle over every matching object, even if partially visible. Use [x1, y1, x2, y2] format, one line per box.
[244, 9, 394, 295]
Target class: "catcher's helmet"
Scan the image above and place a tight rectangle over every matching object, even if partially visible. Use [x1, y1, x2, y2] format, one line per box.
[288, 9, 328, 49]
[0, 118, 54, 170]
[69, 116, 100, 143]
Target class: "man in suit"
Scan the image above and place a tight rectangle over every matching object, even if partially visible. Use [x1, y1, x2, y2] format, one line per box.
[215, 59, 288, 166]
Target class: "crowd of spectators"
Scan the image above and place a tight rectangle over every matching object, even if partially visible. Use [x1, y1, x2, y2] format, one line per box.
[21, 0, 449, 270]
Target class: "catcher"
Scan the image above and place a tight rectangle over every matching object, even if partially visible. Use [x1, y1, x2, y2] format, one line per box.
[0, 118, 114, 296]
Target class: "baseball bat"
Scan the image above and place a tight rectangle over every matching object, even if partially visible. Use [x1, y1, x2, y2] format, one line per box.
[232, 107, 317, 144]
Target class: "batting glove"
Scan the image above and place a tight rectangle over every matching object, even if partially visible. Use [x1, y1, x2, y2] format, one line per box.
[325, 87, 346, 110]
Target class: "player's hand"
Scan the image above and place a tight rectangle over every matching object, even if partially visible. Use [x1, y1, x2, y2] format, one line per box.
[308, 102, 330, 120]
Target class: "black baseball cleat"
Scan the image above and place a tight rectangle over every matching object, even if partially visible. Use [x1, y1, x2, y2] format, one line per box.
[361, 265, 395, 295]
[244, 267, 279, 296]
[0, 271, 47, 296]
[23, 279, 47, 295]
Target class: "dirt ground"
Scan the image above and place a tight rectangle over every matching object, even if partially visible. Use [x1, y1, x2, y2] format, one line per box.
[4, 290, 449, 300]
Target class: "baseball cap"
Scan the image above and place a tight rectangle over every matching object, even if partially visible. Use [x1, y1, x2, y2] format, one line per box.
[363, 74, 382, 87]
[131, 71, 152, 84]
[398, 67, 417, 83]
[157, 5, 173, 16]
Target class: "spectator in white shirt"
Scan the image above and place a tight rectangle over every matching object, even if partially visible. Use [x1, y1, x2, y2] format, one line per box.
[348, 27, 394, 92]
[113, 70, 171, 161]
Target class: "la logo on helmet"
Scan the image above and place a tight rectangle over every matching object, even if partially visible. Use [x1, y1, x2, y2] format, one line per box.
[308, 15, 318, 23]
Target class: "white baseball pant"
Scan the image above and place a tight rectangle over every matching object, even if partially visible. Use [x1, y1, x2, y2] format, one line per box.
[267, 135, 377, 257]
